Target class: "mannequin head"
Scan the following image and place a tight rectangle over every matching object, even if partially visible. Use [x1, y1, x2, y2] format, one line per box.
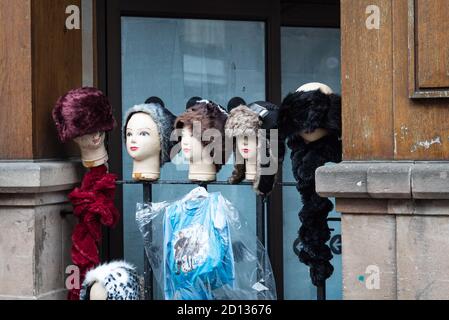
[181, 127, 214, 164]
[73, 131, 108, 168]
[52, 87, 115, 168]
[73, 131, 105, 150]
[175, 101, 229, 181]
[126, 113, 161, 161]
[236, 135, 257, 161]
[226, 102, 281, 195]
[279, 82, 341, 144]
[123, 102, 176, 181]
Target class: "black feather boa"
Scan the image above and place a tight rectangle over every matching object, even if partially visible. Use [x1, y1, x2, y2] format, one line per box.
[288, 133, 341, 286]
[279, 88, 342, 287]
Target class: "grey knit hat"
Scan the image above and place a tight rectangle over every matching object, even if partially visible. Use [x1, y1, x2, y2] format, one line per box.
[123, 102, 176, 166]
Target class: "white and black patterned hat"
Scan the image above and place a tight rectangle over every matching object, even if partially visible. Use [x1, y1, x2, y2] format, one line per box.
[80, 261, 141, 300]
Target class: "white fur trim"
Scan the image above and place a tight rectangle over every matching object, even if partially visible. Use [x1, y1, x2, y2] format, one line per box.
[296, 82, 333, 94]
[83, 260, 136, 286]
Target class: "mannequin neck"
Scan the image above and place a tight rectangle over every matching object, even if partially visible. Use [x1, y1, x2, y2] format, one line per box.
[245, 159, 257, 181]
[132, 154, 160, 181]
[188, 159, 216, 182]
[300, 128, 329, 144]
[89, 282, 107, 300]
[79, 144, 108, 168]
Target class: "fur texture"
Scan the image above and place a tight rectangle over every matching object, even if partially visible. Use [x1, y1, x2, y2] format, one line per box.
[80, 261, 141, 300]
[175, 101, 229, 172]
[53, 87, 115, 143]
[186, 96, 203, 109]
[279, 89, 341, 139]
[279, 88, 342, 287]
[123, 103, 177, 166]
[67, 165, 120, 300]
[227, 97, 246, 113]
[225, 102, 283, 196]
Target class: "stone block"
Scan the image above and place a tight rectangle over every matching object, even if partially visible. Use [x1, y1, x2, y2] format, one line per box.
[397, 215, 449, 299]
[341, 214, 396, 300]
[316, 162, 369, 198]
[367, 163, 411, 199]
[0, 207, 35, 297]
[412, 163, 449, 199]
[35, 205, 64, 297]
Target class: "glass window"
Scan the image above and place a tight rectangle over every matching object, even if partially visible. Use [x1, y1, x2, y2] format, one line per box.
[121, 17, 266, 298]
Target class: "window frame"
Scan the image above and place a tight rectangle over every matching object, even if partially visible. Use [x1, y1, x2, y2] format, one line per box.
[96, 0, 340, 300]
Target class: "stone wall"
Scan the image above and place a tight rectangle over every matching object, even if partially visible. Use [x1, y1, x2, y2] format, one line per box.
[0, 161, 82, 300]
[316, 161, 449, 300]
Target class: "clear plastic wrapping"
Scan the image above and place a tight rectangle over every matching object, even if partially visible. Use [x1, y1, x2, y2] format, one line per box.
[136, 187, 277, 300]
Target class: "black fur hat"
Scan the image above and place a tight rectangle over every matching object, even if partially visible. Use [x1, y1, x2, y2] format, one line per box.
[278, 84, 341, 140]
[186, 96, 202, 109]
[227, 97, 246, 113]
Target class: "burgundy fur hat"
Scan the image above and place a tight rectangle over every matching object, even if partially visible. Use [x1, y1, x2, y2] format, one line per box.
[52, 87, 116, 143]
[174, 100, 230, 172]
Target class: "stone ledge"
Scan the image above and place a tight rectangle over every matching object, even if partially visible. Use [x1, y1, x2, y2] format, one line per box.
[316, 161, 449, 200]
[336, 198, 449, 216]
[0, 191, 72, 207]
[0, 288, 68, 300]
[0, 161, 83, 194]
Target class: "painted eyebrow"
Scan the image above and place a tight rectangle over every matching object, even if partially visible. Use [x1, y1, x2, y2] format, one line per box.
[126, 128, 152, 131]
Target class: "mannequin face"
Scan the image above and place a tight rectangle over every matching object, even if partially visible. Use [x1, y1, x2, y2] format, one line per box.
[299, 128, 329, 143]
[181, 127, 207, 162]
[296, 82, 333, 143]
[236, 135, 257, 160]
[125, 113, 160, 161]
[73, 131, 105, 151]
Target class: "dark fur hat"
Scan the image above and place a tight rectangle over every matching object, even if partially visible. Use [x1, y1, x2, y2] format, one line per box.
[278, 87, 341, 140]
[175, 100, 229, 172]
[225, 102, 282, 196]
[52, 87, 115, 143]
[227, 97, 246, 113]
[186, 96, 203, 109]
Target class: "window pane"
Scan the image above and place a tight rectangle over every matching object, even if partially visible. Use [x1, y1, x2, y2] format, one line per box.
[281, 27, 342, 300]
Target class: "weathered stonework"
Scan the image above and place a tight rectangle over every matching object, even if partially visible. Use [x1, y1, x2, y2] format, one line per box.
[0, 161, 82, 300]
[316, 161, 449, 300]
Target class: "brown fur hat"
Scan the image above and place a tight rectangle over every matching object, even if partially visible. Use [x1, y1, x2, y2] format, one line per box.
[174, 100, 229, 172]
[225, 105, 261, 137]
[225, 103, 281, 196]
